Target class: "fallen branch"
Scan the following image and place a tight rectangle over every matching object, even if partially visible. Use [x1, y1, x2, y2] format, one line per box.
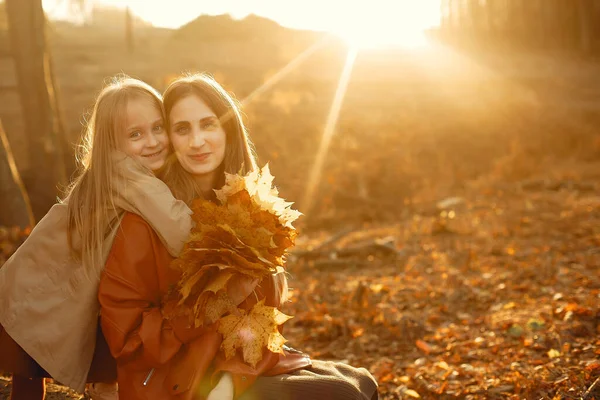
[582, 376, 600, 400]
[314, 226, 356, 251]
[291, 226, 356, 259]
[292, 236, 402, 262]
[334, 237, 401, 258]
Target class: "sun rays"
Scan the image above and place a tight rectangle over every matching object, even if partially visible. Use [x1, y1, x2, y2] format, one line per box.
[300, 48, 358, 216]
[239, 38, 331, 108]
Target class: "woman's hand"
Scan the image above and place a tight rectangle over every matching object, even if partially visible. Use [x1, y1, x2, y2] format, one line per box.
[206, 372, 234, 400]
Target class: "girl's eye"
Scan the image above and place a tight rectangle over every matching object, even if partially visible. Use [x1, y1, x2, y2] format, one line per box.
[129, 131, 141, 139]
[153, 124, 164, 132]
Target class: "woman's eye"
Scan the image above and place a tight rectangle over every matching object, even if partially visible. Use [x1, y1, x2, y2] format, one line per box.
[176, 126, 189, 134]
[202, 120, 218, 130]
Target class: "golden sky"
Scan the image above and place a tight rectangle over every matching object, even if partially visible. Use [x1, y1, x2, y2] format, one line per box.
[44, 0, 441, 48]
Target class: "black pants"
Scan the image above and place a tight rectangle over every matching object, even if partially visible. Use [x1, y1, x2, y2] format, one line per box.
[239, 360, 378, 400]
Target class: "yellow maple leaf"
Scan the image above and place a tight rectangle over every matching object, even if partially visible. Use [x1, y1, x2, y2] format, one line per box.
[178, 264, 235, 304]
[193, 270, 236, 325]
[214, 164, 301, 228]
[189, 289, 238, 327]
[218, 300, 292, 368]
[187, 248, 274, 277]
[190, 198, 229, 227]
[204, 270, 234, 293]
[203, 290, 238, 326]
[214, 168, 255, 203]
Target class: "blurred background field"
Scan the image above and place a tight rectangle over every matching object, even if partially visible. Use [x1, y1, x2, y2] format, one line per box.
[0, 2, 598, 228]
[0, 1, 599, 398]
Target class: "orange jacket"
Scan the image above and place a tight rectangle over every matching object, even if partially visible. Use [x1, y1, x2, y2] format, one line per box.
[98, 213, 310, 399]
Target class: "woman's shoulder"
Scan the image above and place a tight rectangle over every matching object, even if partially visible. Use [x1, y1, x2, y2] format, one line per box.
[108, 213, 164, 267]
[121, 211, 150, 225]
[117, 212, 156, 240]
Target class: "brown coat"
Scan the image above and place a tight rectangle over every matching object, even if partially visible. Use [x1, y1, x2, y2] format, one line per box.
[99, 213, 310, 399]
[0, 153, 193, 392]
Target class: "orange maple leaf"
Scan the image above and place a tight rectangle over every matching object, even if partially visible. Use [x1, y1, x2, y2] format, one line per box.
[217, 300, 292, 368]
[179, 267, 239, 327]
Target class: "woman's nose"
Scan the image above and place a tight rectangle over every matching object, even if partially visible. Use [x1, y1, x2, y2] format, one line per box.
[189, 130, 206, 148]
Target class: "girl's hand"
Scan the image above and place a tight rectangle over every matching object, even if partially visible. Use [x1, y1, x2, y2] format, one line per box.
[206, 372, 233, 400]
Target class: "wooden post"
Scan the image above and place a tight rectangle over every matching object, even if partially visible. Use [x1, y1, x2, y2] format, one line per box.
[5, 0, 65, 220]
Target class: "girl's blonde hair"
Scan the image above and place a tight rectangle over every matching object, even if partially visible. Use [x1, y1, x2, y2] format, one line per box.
[64, 75, 164, 276]
[159, 73, 257, 204]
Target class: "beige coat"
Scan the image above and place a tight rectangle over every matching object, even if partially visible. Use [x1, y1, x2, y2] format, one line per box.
[0, 153, 193, 393]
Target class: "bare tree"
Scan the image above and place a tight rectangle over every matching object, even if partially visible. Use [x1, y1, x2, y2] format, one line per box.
[440, 0, 600, 54]
[0, 119, 35, 227]
[5, 0, 66, 220]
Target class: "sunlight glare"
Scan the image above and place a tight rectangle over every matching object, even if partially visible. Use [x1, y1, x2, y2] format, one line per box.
[43, 0, 441, 49]
[240, 38, 329, 107]
[338, 27, 430, 49]
[301, 48, 358, 216]
[330, 1, 439, 49]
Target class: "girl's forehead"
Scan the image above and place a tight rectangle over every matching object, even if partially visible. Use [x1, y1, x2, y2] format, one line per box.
[124, 97, 163, 127]
[127, 94, 161, 111]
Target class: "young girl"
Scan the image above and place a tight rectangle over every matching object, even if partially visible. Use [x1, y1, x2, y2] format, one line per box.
[98, 74, 378, 400]
[0, 76, 193, 399]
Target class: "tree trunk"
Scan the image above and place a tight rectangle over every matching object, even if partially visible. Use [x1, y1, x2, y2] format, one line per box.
[578, 0, 593, 54]
[5, 0, 65, 220]
[0, 119, 35, 228]
[440, 0, 451, 31]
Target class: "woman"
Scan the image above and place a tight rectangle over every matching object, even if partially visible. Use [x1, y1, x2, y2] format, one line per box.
[98, 74, 378, 399]
[0, 75, 193, 399]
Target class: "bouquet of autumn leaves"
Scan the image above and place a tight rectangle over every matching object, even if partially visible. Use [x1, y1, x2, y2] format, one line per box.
[164, 165, 301, 368]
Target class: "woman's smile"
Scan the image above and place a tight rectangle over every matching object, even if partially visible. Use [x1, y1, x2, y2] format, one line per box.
[189, 152, 211, 162]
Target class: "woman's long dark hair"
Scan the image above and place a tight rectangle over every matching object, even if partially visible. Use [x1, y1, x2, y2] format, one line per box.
[159, 73, 257, 204]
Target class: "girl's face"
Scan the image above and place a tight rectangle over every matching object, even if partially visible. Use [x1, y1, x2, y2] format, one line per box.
[119, 96, 168, 171]
[169, 95, 226, 188]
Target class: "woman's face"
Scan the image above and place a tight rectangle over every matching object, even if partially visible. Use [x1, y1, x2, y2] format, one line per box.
[118, 96, 168, 171]
[169, 95, 226, 187]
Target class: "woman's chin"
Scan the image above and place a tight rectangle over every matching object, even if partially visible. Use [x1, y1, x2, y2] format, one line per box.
[179, 160, 218, 177]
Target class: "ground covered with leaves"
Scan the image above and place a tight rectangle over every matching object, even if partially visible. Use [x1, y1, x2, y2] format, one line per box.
[284, 162, 600, 400]
[1, 163, 599, 400]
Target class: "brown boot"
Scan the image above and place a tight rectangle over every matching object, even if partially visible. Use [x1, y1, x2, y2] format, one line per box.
[10, 375, 45, 400]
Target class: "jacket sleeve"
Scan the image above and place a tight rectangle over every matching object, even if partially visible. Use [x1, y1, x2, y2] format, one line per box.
[98, 214, 205, 369]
